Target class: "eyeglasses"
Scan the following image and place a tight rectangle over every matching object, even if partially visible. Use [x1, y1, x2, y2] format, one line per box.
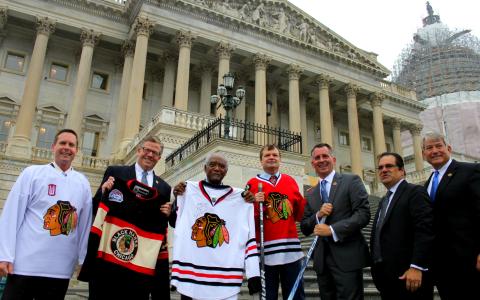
[377, 164, 397, 171]
[141, 147, 160, 157]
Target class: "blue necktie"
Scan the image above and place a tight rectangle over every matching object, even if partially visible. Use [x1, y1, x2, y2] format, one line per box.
[141, 171, 148, 185]
[430, 171, 439, 202]
[320, 180, 329, 203]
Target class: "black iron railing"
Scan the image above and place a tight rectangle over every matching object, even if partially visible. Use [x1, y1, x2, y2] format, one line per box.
[165, 118, 302, 168]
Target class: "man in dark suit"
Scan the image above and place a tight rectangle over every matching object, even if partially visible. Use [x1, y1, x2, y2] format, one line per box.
[301, 143, 370, 300]
[92, 135, 172, 300]
[422, 132, 480, 300]
[371, 152, 434, 300]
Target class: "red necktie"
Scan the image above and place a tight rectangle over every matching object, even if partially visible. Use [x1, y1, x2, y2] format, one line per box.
[269, 175, 277, 185]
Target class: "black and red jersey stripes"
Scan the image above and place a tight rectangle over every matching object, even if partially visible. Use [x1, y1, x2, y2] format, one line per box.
[171, 180, 259, 299]
[78, 177, 168, 284]
[247, 174, 306, 266]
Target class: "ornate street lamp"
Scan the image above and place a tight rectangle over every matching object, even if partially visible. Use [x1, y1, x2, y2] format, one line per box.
[210, 72, 245, 138]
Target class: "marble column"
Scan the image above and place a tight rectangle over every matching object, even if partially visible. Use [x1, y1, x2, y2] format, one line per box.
[216, 41, 234, 117]
[234, 70, 249, 122]
[0, 8, 7, 45]
[391, 118, 403, 156]
[370, 92, 387, 156]
[174, 30, 195, 111]
[315, 75, 333, 146]
[345, 84, 363, 178]
[112, 40, 135, 157]
[267, 80, 280, 128]
[300, 94, 308, 154]
[409, 124, 424, 172]
[160, 52, 177, 107]
[66, 29, 101, 136]
[253, 53, 270, 126]
[199, 64, 214, 115]
[287, 64, 302, 133]
[7, 17, 55, 158]
[120, 17, 154, 148]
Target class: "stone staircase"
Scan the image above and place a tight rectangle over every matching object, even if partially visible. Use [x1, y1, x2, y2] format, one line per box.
[66, 195, 439, 299]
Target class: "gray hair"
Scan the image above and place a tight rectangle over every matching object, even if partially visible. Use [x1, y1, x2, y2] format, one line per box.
[422, 132, 449, 149]
[204, 152, 228, 170]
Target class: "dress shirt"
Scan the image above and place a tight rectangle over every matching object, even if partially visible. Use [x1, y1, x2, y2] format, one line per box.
[426, 158, 452, 197]
[135, 163, 153, 187]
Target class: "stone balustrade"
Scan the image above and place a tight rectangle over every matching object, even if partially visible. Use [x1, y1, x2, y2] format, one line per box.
[126, 106, 216, 154]
[32, 146, 53, 161]
[82, 155, 110, 169]
[380, 80, 417, 100]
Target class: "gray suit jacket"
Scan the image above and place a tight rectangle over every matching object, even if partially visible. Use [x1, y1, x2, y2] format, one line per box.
[301, 172, 371, 272]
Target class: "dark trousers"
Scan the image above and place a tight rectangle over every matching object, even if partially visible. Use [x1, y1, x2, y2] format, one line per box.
[150, 259, 171, 300]
[88, 278, 150, 300]
[265, 258, 305, 300]
[434, 265, 480, 300]
[371, 262, 433, 300]
[316, 245, 364, 300]
[2, 274, 69, 300]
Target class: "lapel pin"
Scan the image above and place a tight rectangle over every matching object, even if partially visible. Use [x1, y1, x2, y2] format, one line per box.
[332, 182, 337, 186]
[447, 173, 452, 177]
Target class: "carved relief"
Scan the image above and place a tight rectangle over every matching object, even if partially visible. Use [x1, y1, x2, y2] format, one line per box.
[121, 40, 135, 58]
[36, 17, 56, 36]
[133, 16, 154, 37]
[80, 29, 101, 47]
[253, 53, 271, 71]
[176, 30, 195, 48]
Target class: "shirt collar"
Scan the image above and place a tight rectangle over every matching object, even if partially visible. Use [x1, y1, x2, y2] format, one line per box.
[435, 158, 452, 176]
[319, 170, 335, 184]
[135, 162, 153, 175]
[260, 170, 280, 180]
[50, 162, 72, 175]
[388, 178, 405, 196]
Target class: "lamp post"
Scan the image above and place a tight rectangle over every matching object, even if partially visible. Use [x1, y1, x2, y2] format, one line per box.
[211, 72, 245, 138]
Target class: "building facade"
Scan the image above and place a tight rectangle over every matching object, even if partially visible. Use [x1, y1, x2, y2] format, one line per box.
[0, 0, 427, 203]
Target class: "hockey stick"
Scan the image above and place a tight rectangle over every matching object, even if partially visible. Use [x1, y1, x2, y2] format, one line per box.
[258, 183, 266, 300]
[287, 216, 325, 300]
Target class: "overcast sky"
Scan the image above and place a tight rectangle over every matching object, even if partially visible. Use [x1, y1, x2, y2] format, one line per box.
[288, 0, 480, 73]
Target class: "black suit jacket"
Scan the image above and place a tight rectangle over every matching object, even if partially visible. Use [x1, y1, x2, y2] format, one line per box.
[424, 160, 480, 270]
[370, 180, 434, 281]
[301, 173, 371, 273]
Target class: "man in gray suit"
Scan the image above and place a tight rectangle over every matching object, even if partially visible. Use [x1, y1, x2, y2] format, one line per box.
[301, 143, 370, 300]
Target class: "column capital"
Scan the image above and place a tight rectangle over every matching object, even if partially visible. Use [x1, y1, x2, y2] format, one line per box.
[286, 64, 303, 80]
[216, 41, 235, 60]
[121, 40, 135, 58]
[80, 29, 101, 47]
[133, 16, 154, 38]
[370, 92, 385, 107]
[253, 53, 271, 71]
[176, 30, 195, 48]
[199, 64, 215, 75]
[161, 51, 178, 64]
[0, 7, 7, 30]
[36, 16, 56, 36]
[390, 118, 403, 130]
[408, 123, 423, 135]
[344, 83, 359, 97]
[315, 74, 332, 89]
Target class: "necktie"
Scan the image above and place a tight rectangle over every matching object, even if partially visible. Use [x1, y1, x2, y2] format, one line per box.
[430, 171, 439, 202]
[269, 175, 277, 185]
[141, 171, 148, 185]
[320, 180, 329, 203]
[373, 190, 393, 263]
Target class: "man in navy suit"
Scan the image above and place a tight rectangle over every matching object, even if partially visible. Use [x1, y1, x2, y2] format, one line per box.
[301, 143, 370, 300]
[93, 135, 172, 299]
[422, 132, 480, 300]
[371, 152, 434, 300]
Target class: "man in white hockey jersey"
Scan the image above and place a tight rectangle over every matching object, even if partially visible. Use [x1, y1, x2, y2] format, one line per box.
[171, 152, 261, 300]
[0, 129, 92, 299]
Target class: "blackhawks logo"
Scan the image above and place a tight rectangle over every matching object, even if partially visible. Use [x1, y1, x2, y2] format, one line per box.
[111, 228, 139, 261]
[265, 192, 292, 223]
[191, 213, 229, 248]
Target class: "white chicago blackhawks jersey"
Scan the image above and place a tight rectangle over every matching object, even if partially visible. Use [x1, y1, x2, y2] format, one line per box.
[171, 180, 259, 300]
